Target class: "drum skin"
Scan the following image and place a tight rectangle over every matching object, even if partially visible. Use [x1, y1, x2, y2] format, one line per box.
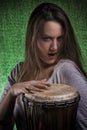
[22, 84, 80, 130]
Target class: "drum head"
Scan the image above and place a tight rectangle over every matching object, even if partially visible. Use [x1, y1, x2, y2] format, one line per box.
[25, 84, 79, 103]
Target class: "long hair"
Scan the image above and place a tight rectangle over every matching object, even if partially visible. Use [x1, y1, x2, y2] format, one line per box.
[17, 2, 86, 82]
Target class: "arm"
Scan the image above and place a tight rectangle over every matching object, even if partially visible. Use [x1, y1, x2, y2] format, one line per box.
[0, 63, 21, 129]
[60, 62, 87, 130]
[0, 63, 50, 130]
[0, 90, 16, 130]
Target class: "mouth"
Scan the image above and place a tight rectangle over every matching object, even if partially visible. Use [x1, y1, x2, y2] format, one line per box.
[48, 52, 58, 58]
[48, 52, 57, 56]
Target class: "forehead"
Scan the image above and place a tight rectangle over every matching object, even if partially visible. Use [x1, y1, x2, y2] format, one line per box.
[39, 21, 63, 36]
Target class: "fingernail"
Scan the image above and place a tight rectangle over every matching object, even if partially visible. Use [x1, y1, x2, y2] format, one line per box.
[42, 79, 47, 81]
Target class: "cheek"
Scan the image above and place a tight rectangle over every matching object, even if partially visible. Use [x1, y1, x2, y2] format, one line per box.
[37, 42, 49, 53]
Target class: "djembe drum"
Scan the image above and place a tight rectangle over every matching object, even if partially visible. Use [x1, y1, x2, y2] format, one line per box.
[22, 84, 80, 130]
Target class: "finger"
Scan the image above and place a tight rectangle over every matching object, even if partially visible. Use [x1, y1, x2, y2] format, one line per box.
[25, 85, 44, 92]
[37, 80, 51, 87]
[41, 82, 51, 87]
[30, 89, 44, 93]
[40, 79, 47, 82]
[24, 81, 50, 90]
[34, 83, 49, 90]
[21, 87, 30, 93]
[36, 82, 51, 87]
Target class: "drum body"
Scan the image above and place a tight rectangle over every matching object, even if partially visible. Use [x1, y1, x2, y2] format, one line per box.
[22, 84, 80, 130]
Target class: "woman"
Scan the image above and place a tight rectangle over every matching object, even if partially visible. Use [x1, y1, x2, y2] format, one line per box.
[0, 2, 87, 130]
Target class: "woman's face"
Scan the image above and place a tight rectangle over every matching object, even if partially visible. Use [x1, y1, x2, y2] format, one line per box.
[37, 21, 64, 65]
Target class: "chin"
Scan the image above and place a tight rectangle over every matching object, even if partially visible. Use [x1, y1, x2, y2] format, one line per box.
[46, 60, 57, 65]
[40, 58, 57, 66]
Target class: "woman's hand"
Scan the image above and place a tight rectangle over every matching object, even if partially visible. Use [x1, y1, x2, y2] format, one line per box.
[9, 79, 50, 97]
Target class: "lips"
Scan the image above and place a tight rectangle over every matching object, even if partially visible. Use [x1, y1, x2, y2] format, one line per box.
[48, 52, 57, 56]
[47, 52, 58, 60]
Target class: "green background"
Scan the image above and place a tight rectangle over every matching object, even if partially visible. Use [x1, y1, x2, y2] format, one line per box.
[0, 0, 87, 129]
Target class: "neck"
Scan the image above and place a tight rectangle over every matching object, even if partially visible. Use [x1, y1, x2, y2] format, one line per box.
[37, 61, 55, 80]
[40, 60, 56, 70]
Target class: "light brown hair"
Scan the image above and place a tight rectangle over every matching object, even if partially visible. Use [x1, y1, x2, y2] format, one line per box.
[17, 2, 86, 82]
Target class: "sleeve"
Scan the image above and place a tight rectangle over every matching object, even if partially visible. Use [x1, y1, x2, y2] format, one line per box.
[0, 62, 22, 101]
[60, 62, 87, 130]
[0, 62, 22, 130]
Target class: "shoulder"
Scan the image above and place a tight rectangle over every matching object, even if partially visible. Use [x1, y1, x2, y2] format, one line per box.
[0, 62, 24, 99]
[55, 59, 77, 70]
[8, 61, 23, 85]
[54, 59, 87, 88]
[10, 61, 23, 77]
[11, 61, 23, 73]
[55, 59, 85, 77]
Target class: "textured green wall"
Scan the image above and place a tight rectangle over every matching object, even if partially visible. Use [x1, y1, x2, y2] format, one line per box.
[0, 0, 87, 96]
[0, 0, 87, 129]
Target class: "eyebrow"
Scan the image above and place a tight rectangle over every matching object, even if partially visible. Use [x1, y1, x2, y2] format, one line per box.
[42, 34, 64, 38]
[57, 35, 64, 39]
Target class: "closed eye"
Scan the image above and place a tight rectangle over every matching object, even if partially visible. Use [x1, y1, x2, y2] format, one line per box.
[42, 36, 52, 41]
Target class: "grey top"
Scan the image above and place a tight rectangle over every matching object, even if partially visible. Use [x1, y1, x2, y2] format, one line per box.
[0, 59, 87, 130]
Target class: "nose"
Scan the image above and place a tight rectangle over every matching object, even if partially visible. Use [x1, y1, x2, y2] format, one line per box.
[50, 39, 58, 51]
